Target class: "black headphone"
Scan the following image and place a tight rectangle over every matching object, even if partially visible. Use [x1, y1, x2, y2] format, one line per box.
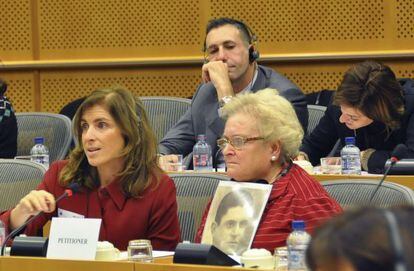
[203, 19, 259, 63]
[383, 210, 407, 271]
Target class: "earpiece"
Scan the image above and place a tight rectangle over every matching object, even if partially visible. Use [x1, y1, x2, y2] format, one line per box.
[234, 20, 259, 63]
[249, 45, 259, 63]
[383, 210, 407, 271]
[231, 20, 259, 63]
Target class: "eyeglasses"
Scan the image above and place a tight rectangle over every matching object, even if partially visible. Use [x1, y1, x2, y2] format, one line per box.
[217, 136, 264, 150]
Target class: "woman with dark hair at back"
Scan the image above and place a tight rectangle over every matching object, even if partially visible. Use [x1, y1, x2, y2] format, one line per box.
[298, 61, 414, 173]
[306, 206, 414, 271]
[0, 79, 18, 158]
[0, 87, 180, 250]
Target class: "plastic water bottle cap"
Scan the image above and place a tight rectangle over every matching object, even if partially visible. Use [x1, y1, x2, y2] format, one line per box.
[34, 137, 45, 144]
[197, 134, 206, 141]
[345, 137, 355, 145]
[292, 220, 305, 230]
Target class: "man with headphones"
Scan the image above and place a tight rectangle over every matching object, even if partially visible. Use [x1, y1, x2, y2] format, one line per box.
[159, 17, 308, 168]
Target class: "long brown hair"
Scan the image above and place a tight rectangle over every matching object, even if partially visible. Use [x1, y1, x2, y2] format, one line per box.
[334, 61, 404, 130]
[59, 87, 162, 197]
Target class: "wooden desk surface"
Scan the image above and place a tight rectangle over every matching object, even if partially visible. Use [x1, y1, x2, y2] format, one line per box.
[169, 171, 414, 189]
[0, 256, 256, 271]
[312, 173, 414, 189]
[0, 256, 134, 271]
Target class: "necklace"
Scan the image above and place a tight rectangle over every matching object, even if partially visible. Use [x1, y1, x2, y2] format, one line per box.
[269, 161, 293, 184]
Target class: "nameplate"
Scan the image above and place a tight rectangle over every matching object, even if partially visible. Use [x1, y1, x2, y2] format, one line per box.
[46, 217, 102, 260]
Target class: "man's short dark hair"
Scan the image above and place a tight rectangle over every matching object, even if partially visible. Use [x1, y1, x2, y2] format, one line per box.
[334, 60, 404, 130]
[214, 189, 254, 224]
[204, 17, 253, 48]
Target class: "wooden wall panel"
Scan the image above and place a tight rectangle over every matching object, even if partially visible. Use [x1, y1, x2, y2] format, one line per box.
[1, 0, 413, 112]
[0, 0, 33, 60]
[40, 59, 414, 113]
[209, 0, 409, 53]
[33, 0, 414, 58]
[3, 59, 414, 113]
[39, 66, 201, 112]
[37, 0, 203, 59]
[271, 60, 414, 93]
[0, 72, 37, 112]
[396, 0, 414, 39]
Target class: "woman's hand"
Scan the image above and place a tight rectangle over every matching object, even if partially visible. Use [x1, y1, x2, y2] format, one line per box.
[10, 190, 56, 230]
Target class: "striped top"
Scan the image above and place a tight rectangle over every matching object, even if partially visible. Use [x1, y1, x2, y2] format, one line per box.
[196, 164, 342, 252]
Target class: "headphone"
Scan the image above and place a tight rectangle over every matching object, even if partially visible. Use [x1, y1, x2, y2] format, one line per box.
[203, 19, 259, 63]
[383, 210, 407, 271]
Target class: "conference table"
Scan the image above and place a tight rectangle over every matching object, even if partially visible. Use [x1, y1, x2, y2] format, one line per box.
[2, 172, 412, 271]
[0, 255, 258, 271]
[190, 170, 414, 189]
[312, 173, 414, 189]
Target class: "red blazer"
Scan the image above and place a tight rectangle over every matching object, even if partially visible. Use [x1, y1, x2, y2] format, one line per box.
[0, 160, 181, 250]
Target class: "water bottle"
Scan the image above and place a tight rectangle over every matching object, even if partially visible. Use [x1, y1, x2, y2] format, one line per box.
[193, 134, 213, 171]
[0, 220, 5, 248]
[340, 136, 361, 175]
[30, 137, 50, 169]
[287, 220, 311, 271]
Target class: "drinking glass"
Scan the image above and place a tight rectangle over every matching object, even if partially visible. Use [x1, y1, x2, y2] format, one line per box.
[320, 157, 342, 174]
[169, 154, 183, 172]
[159, 154, 183, 172]
[274, 247, 288, 271]
[127, 239, 153, 262]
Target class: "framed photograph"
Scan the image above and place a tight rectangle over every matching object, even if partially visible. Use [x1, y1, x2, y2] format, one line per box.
[201, 181, 272, 256]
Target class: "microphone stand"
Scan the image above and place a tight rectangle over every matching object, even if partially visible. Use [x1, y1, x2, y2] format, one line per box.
[369, 158, 398, 203]
[1, 187, 76, 256]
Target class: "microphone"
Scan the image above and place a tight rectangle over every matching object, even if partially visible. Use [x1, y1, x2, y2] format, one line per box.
[384, 144, 412, 175]
[0, 182, 80, 256]
[389, 144, 409, 162]
[369, 144, 408, 203]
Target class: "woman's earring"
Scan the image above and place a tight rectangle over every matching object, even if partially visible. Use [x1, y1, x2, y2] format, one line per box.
[271, 155, 277, 162]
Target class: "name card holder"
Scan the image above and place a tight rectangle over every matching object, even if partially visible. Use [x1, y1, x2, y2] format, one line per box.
[46, 217, 101, 260]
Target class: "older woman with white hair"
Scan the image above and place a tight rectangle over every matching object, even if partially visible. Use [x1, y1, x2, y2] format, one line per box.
[196, 88, 342, 252]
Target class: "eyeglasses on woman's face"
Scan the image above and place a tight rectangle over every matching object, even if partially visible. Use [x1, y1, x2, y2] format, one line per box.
[217, 135, 264, 150]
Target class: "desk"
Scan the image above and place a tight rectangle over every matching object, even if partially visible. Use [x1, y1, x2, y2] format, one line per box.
[0, 256, 257, 271]
[312, 174, 414, 189]
[0, 256, 134, 271]
[169, 171, 414, 189]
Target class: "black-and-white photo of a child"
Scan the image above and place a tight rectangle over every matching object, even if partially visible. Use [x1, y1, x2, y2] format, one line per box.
[202, 182, 271, 256]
